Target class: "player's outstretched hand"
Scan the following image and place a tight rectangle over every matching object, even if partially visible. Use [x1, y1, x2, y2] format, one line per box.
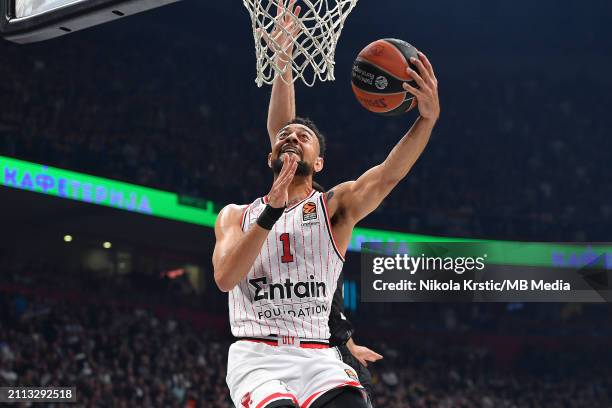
[348, 343, 384, 368]
[268, 154, 298, 208]
[258, 0, 302, 64]
[402, 51, 440, 121]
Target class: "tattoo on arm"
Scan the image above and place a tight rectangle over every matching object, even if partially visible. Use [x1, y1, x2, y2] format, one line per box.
[326, 190, 335, 202]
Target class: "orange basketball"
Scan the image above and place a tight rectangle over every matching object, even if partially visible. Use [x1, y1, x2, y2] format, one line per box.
[351, 38, 419, 115]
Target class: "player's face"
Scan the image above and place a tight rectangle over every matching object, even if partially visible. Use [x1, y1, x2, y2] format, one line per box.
[269, 124, 324, 176]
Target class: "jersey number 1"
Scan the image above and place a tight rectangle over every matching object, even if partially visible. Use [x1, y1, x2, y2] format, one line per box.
[279, 233, 294, 263]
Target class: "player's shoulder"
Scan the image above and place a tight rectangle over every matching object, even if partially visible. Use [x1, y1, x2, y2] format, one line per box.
[324, 181, 354, 216]
[221, 203, 249, 212]
[326, 181, 354, 197]
[216, 204, 248, 226]
[325, 181, 355, 204]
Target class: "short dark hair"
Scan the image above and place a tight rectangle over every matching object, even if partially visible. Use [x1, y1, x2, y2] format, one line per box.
[286, 117, 326, 158]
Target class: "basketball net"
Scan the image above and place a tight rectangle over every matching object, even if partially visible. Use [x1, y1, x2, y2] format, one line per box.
[243, 0, 358, 87]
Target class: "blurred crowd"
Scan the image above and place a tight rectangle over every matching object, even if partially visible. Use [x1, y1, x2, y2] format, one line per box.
[369, 339, 612, 407]
[0, 295, 231, 407]
[1, 290, 611, 408]
[1, 19, 611, 242]
[1, 255, 611, 407]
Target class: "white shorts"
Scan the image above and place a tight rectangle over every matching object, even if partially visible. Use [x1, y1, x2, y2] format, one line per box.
[226, 339, 364, 408]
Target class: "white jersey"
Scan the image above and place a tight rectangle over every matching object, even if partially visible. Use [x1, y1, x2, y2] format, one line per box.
[229, 190, 345, 341]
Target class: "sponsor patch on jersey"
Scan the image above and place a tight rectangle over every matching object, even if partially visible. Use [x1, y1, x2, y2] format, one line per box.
[345, 369, 359, 382]
[303, 201, 318, 222]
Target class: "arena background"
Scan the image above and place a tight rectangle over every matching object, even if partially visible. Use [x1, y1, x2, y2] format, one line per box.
[1, 0, 611, 406]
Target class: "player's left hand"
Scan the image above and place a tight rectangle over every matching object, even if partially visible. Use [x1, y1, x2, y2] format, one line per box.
[402, 51, 440, 121]
[258, 0, 302, 65]
[348, 343, 383, 367]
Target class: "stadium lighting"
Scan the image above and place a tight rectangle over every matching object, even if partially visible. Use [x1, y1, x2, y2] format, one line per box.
[64, 235, 72, 242]
[103, 241, 112, 249]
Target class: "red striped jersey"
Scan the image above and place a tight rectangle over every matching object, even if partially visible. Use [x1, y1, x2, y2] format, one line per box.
[229, 190, 345, 341]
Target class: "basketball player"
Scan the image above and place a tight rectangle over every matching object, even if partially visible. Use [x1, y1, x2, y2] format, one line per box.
[213, 2, 439, 407]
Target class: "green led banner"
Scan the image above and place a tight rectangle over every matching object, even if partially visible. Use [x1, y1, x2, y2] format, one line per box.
[2, 154, 455, 247]
[0, 155, 471, 249]
[0, 155, 217, 227]
[2, 154, 612, 270]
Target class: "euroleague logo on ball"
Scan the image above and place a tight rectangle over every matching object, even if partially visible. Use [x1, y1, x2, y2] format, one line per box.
[375, 76, 388, 90]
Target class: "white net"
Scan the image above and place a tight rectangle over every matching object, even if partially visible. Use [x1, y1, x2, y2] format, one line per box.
[243, 0, 358, 87]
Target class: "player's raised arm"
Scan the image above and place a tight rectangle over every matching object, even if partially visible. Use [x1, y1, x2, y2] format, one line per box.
[212, 155, 298, 292]
[262, 0, 302, 146]
[330, 52, 440, 225]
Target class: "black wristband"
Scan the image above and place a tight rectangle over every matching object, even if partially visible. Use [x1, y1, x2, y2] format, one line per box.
[256, 204, 285, 230]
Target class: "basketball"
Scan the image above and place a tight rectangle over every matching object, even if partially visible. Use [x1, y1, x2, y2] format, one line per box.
[351, 38, 420, 115]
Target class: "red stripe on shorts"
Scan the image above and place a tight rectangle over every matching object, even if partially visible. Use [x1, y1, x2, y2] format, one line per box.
[256, 392, 299, 408]
[300, 381, 363, 408]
